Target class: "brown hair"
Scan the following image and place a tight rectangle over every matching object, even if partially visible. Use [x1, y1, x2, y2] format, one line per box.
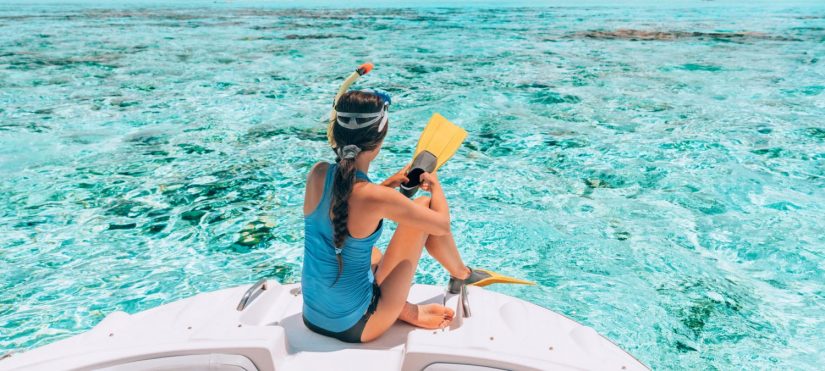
[330, 91, 388, 285]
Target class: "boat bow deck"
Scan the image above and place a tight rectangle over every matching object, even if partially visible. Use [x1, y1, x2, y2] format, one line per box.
[0, 281, 648, 371]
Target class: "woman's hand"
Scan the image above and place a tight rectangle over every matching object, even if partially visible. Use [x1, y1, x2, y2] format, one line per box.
[381, 165, 410, 188]
[419, 172, 440, 192]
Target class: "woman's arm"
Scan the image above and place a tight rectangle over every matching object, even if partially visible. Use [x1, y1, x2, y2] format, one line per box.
[367, 172, 451, 236]
[419, 172, 449, 217]
[380, 165, 410, 188]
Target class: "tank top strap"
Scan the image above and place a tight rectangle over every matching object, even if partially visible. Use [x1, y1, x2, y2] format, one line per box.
[311, 163, 372, 219]
[307, 163, 337, 218]
[329, 163, 372, 183]
[355, 169, 371, 182]
[323, 163, 338, 191]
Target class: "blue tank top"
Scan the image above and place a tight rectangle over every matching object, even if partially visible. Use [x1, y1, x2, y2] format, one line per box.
[301, 163, 384, 332]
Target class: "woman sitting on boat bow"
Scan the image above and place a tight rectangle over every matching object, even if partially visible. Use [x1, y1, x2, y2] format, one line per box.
[300, 89, 475, 343]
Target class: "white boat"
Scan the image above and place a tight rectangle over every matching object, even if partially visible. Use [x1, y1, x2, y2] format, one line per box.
[0, 280, 648, 371]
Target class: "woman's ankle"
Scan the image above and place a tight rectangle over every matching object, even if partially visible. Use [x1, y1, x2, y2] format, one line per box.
[399, 302, 418, 323]
[451, 266, 471, 280]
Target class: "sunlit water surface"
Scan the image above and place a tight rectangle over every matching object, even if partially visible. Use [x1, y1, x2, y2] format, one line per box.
[1, 2, 824, 369]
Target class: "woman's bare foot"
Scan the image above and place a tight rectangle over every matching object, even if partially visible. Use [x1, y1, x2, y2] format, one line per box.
[398, 302, 455, 329]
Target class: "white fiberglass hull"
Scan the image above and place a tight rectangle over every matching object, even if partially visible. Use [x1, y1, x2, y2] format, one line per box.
[0, 281, 648, 371]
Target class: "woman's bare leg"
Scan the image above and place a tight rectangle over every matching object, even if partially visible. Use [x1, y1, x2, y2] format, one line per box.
[375, 207, 470, 281]
[361, 197, 454, 342]
[424, 233, 471, 280]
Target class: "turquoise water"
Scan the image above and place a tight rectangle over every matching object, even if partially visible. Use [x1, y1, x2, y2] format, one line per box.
[1, 1, 824, 369]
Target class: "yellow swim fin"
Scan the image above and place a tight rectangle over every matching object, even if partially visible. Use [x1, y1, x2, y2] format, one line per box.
[448, 267, 535, 294]
[413, 113, 468, 170]
[399, 113, 467, 197]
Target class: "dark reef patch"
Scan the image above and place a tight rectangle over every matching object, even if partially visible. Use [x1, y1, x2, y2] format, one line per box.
[108, 222, 137, 230]
[751, 147, 791, 159]
[124, 130, 169, 146]
[672, 194, 727, 215]
[801, 127, 825, 140]
[675, 341, 698, 353]
[464, 129, 514, 156]
[284, 34, 365, 40]
[567, 29, 799, 42]
[659, 140, 725, 152]
[176, 143, 214, 155]
[180, 209, 207, 222]
[1, 50, 121, 71]
[782, 85, 823, 97]
[677, 63, 722, 72]
[582, 174, 628, 190]
[106, 199, 151, 218]
[404, 65, 445, 74]
[531, 90, 581, 105]
[544, 137, 587, 149]
[235, 218, 276, 247]
[245, 125, 326, 142]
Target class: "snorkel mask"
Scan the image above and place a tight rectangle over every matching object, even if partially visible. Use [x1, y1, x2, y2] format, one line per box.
[327, 63, 392, 148]
[335, 89, 391, 132]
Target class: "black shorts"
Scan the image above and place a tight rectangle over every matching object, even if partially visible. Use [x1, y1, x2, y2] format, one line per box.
[303, 281, 381, 343]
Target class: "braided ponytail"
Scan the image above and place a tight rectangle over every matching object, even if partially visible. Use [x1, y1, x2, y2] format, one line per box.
[330, 153, 356, 286]
[328, 91, 388, 287]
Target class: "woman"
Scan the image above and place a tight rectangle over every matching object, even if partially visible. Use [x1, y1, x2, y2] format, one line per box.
[301, 90, 473, 343]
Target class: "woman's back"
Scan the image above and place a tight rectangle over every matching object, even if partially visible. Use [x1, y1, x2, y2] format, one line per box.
[301, 163, 383, 332]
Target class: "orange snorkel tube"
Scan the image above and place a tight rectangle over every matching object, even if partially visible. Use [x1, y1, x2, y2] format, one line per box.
[328, 62, 374, 148]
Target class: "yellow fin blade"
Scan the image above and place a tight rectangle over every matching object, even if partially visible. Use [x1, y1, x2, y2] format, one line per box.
[469, 269, 536, 288]
[413, 113, 468, 170]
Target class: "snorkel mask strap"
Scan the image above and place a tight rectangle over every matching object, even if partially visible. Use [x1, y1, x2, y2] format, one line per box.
[334, 101, 389, 132]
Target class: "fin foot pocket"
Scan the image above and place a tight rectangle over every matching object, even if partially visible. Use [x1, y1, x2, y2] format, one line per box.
[448, 267, 535, 294]
[399, 151, 437, 198]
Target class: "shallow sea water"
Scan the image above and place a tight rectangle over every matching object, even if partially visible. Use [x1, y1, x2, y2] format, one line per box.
[1, 1, 824, 369]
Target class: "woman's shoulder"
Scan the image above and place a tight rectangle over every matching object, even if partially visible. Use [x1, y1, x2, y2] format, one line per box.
[310, 161, 331, 173]
[307, 162, 331, 183]
[303, 162, 331, 216]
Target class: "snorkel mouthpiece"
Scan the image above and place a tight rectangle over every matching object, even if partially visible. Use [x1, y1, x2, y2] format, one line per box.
[356, 62, 374, 76]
